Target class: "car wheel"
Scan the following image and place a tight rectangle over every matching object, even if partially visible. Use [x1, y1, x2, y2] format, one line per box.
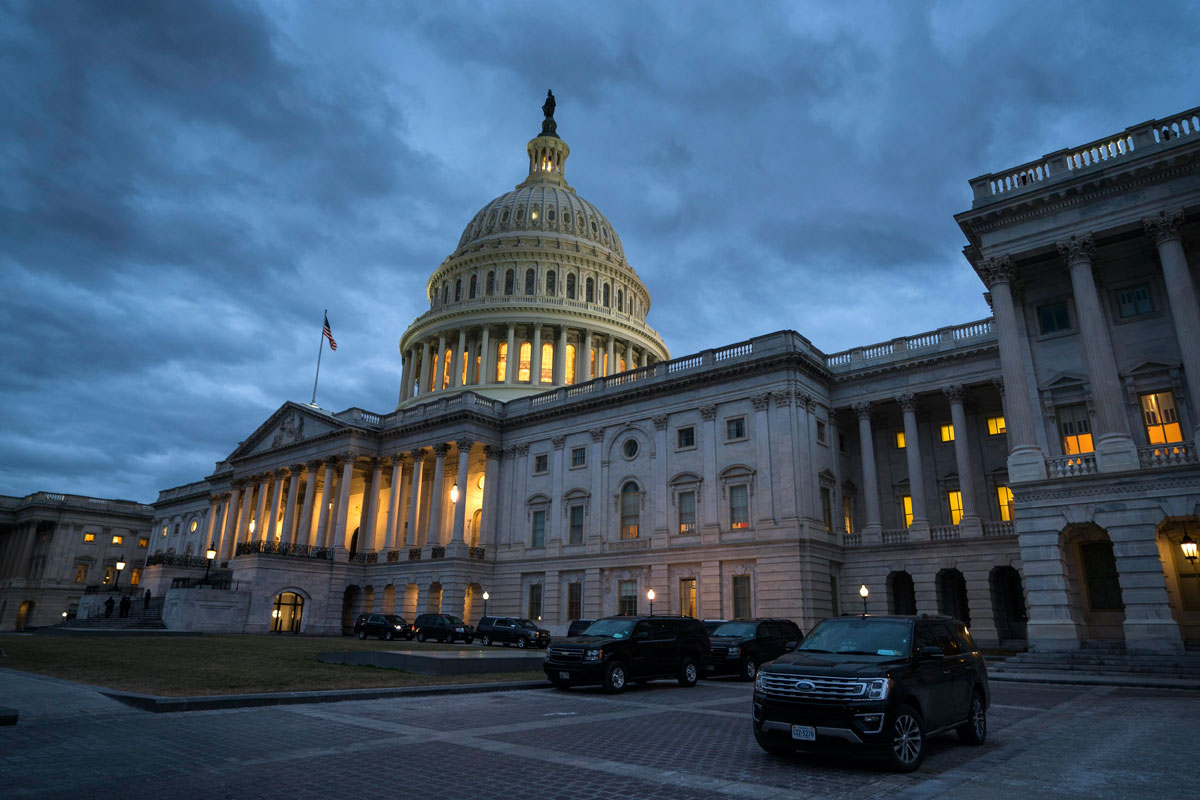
[464, 637, 474, 644]
[417, 631, 426, 642]
[356, 630, 366, 640]
[517, 637, 527, 649]
[481, 635, 491, 646]
[740, 656, 759, 682]
[678, 657, 699, 687]
[957, 691, 987, 745]
[754, 725, 793, 756]
[385, 631, 395, 641]
[886, 705, 926, 773]
[603, 661, 627, 693]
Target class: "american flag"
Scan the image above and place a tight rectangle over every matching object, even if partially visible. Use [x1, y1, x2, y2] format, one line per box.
[322, 313, 337, 351]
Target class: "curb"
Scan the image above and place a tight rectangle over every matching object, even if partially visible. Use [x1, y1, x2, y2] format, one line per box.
[989, 672, 1200, 691]
[99, 679, 550, 713]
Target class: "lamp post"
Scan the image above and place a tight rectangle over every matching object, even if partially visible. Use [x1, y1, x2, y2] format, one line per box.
[450, 484, 460, 504]
[859, 584, 869, 616]
[647, 588, 655, 616]
[203, 543, 217, 585]
[482, 590, 489, 618]
[1182, 531, 1198, 566]
[113, 559, 127, 592]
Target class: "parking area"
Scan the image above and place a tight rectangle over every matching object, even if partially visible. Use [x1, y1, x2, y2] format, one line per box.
[0, 669, 1194, 799]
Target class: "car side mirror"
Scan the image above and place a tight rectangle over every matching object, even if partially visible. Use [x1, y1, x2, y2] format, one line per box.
[918, 645, 945, 660]
[784, 640, 799, 652]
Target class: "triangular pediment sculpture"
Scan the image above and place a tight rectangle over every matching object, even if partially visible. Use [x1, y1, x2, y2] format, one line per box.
[228, 402, 342, 460]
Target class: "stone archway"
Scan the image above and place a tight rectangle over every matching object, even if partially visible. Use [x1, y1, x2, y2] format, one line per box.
[1156, 517, 1200, 646]
[887, 571, 917, 615]
[382, 584, 397, 614]
[936, 568, 970, 626]
[340, 585, 361, 635]
[989, 566, 1027, 644]
[15, 600, 34, 629]
[426, 582, 443, 613]
[1062, 524, 1126, 645]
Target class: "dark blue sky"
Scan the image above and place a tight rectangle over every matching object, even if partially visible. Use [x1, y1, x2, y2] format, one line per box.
[2, 0, 1196, 503]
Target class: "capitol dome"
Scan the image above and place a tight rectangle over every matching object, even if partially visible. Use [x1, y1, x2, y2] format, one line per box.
[396, 94, 670, 405]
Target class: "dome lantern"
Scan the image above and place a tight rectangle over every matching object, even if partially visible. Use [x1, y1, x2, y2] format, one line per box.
[525, 90, 569, 184]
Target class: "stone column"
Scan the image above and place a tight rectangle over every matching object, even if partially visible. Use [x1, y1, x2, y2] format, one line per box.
[625, 340, 634, 373]
[434, 333, 447, 391]
[978, 257, 1046, 481]
[333, 456, 355, 551]
[280, 466, 302, 544]
[220, 483, 242, 560]
[451, 438, 472, 544]
[943, 385, 980, 534]
[315, 458, 337, 548]
[399, 349, 412, 402]
[204, 495, 221, 552]
[406, 449, 426, 547]
[251, 474, 270, 542]
[1146, 209, 1200, 442]
[419, 339, 432, 396]
[896, 393, 929, 536]
[505, 323, 516, 385]
[605, 336, 615, 377]
[556, 325, 568, 384]
[481, 445, 501, 547]
[641, 350, 649, 368]
[267, 469, 286, 541]
[237, 479, 256, 544]
[651, 416, 668, 532]
[1058, 234, 1138, 471]
[363, 458, 384, 551]
[852, 402, 882, 540]
[384, 457, 403, 550]
[452, 329, 467, 388]
[699, 405, 719, 531]
[530, 323, 543, 385]
[298, 460, 320, 546]
[480, 326, 492, 384]
[426, 443, 449, 547]
[582, 329, 593, 381]
[752, 394, 774, 523]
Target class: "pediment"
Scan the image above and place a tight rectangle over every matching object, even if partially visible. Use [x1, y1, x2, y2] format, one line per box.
[229, 402, 342, 460]
[1125, 359, 1177, 376]
[1043, 372, 1089, 389]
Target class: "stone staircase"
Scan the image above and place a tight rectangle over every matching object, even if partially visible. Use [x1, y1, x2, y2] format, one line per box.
[986, 642, 1200, 689]
[45, 596, 168, 632]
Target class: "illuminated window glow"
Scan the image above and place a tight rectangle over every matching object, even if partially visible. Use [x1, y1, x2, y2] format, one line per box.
[83, 533, 95, 543]
[565, 343, 576, 384]
[843, 494, 853, 534]
[997, 486, 1014, 522]
[138, 537, 149, 548]
[112, 535, 123, 545]
[1141, 391, 1183, 445]
[987, 416, 1006, 435]
[940, 424, 955, 443]
[541, 342, 554, 383]
[518, 342, 532, 382]
[730, 485, 749, 529]
[902, 496, 913, 528]
[1059, 404, 1093, 456]
[947, 491, 963, 525]
[895, 431, 906, 449]
[441, 348, 452, 389]
[495, 342, 508, 382]
[620, 482, 640, 539]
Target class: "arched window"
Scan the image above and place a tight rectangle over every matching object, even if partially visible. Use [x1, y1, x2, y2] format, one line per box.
[566, 273, 576, 299]
[565, 343, 577, 384]
[495, 341, 508, 382]
[441, 347, 453, 389]
[271, 592, 304, 634]
[620, 482, 640, 539]
[540, 342, 554, 383]
[585, 277, 594, 303]
[603, 284, 611, 307]
[546, 270, 556, 296]
[617, 288, 623, 312]
[454, 279, 462, 302]
[469, 275, 477, 299]
[486, 271, 495, 296]
[442, 284, 449, 304]
[525, 268, 536, 295]
[504, 269, 515, 295]
[518, 342, 532, 382]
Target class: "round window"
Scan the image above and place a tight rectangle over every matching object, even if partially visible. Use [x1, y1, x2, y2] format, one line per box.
[623, 438, 639, 459]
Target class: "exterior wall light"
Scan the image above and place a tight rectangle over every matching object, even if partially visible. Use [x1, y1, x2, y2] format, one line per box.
[647, 588, 655, 616]
[482, 590, 489, 617]
[1182, 532, 1198, 565]
[450, 484, 460, 503]
[859, 584, 869, 616]
[249, 519, 256, 534]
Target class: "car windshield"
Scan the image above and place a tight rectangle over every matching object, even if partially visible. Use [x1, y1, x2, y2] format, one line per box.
[702, 621, 726, 633]
[584, 619, 636, 639]
[798, 618, 911, 657]
[383, 615, 404, 624]
[516, 619, 538, 629]
[445, 616, 464, 625]
[712, 622, 757, 638]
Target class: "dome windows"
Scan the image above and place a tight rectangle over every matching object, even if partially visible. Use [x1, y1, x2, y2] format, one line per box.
[524, 268, 536, 295]
[486, 271, 495, 296]
[516, 207, 525, 222]
[585, 277, 595, 303]
[566, 273, 576, 299]
[563, 210, 571, 225]
[548, 208, 556, 223]
[617, 289, 623, 312]
[603, 284, 611, 307]
[469, 275, 477, 299]
[501, 208, 510, 223]
[546, 270, 556, 296]
[455, 279, 462, 302]
[504, 269, 515, 295]
[590, 218, 597, 234]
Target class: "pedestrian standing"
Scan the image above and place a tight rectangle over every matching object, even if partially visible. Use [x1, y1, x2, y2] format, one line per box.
[104, 596, 115, 618]
[119, 594, 131, 619]
[143, 589, 152, 610]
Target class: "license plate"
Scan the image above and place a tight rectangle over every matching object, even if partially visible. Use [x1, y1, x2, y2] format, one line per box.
[791, 725, 816, 742]
[559, 672, 571, 681]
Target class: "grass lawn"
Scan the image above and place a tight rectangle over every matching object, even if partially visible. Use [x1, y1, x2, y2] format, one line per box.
[0, 634, 545, 696]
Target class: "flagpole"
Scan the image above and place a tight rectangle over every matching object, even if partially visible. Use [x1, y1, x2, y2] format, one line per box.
[311, 309, 326, 405]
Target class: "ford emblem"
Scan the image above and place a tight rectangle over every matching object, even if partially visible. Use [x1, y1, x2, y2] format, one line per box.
[794, 680, 816, 691]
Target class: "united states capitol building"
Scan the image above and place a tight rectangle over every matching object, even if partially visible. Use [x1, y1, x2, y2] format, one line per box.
[5, 100, 1199, 655]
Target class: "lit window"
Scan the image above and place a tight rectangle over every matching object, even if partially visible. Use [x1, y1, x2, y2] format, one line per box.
[518, 342, 532, 382]
[74, 564, 88, 583]
[1117, 284, 1152, 318]
[1141, 391, 1183, 445]
[1038, 301, 1071, 334]
[571, 447, 586, 467]
[620, 482, 640, 539]
[820, 487, 833, 532]
[947, 491, 963, 525]
[83, 533, 95, 543]
[130, 567, 142, 586]
[495, 342, 508, 382]
[895, 431, 906, 449]
[726, 417, 746, 441]
[441, 347, 452, 389]
[530, 510, 546, 547]
[901, 496, 913, 528]
[569, 506, 584, 544]
[1059, 404, 1094, 456]
[730, 485, 749, 529]
[565, 343, 576, 384]
[528, 584, 542, 620]
[843, 495, 853, 534]
[997, 486, 1014, 522]
[112, 535, 123, 545]
[161, 525, 168, 537]
[987, 416, 1006, 435]
[540, 342, 554, 383]
[138, 537, 149, 549]
[940, 424, 955, 443]
[533, 454, 549, 475]
[732, 574, 752, 619]
[678, 491, 696, 534]
[677, 426, 695, 449]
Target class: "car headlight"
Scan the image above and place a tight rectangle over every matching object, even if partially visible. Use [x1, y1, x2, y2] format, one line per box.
[727, 646, 740, 658]
[864, 678, 891, 700]
[754, 670, 767, 691]
[583, 649, 603, 662]
[456, 627, 464, 632]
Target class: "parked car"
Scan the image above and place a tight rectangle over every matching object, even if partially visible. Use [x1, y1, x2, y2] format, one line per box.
[477, 616, 551, 648]
[708, 618, 803, 681]
[412, 613, 476, 643]
[566, 619, 595, 637]
[752, 614, 989, 772]
[544, 615, 710, 692]
[702, 619, 728, 635]
[353, 613, 413, 641]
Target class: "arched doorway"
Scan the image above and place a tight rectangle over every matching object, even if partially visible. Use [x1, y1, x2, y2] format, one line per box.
[990, 566, 1027, 644]
[348, 527, 359, 559]
[15, 600, 34, 629]
[887, 571, 917, 615]
[1063, 524, 1125, 644]
[341, 585, 361, 635]
[1156, 517, 1199, 646]
[936, 569, 970, 626]
[271, 592, 304, 633]
[470, 509, 482, 548]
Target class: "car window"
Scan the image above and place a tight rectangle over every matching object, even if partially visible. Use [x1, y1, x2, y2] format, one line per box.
[517, 619, 538, 629]
[633, 621, 653, 639]
[712, 621, 757, 638]
[650, 620, 675, 639]
[913, 623, 937, 651]
[799, 617, 911, 656]
[951, 623, 976, 652]
[586, 619, 635, 639]
[932, 623, 962, 654]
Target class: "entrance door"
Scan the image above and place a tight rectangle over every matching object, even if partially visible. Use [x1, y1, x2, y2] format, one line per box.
[679, 578, 697, 618]
[15, 601, 34, 629]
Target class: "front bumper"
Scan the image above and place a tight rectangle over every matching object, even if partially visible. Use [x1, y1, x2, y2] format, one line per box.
[544, 661, 606, 684]
[753, 692, 891, 748]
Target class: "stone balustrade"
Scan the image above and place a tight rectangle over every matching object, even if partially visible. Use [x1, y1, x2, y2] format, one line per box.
[822, 318, 995, 372]
[1045, 454, 1098, 478]
[931, 525, 960, 542]
[982, 521, 1015, 538]
[1138, 442, 1197, 469]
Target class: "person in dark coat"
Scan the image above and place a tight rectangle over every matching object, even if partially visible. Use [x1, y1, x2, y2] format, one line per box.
[143, 589, 152, 610]
[104, 596, 115, 618]
[119, 594, 131, 618]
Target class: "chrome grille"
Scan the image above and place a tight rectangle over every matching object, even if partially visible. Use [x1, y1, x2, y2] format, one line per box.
[548, 646, 583, 663]
[759, 673, 868, 699]
[711, 645, 729, 659]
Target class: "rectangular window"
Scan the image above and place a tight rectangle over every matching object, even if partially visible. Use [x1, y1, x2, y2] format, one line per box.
[138, 537, 149, 549]
[570, 446, 586, 467]
[940, 423, 955, 443]
[528, 584, 543, 621]
[676, 426, 695, 449]
[83, 533, 95, 543]
[531, 510, 546, 548]
[533, 453, 549, 474]
[1038, 301, 1071, 334]
[726, 417, 746, 441]
[74, 564, 88, 583]
[1141, 391, 1183, 445]
[820, 487, 833, 532]
[732, 574, 752, 619]
[947, 490, 963, 525]
[816, 420, 827, 444]
[729, 485, 749, 529]
[1059, 404, 1094, 456]
[567, 582, 582, 621]
[902, 495, 914, 528]
[678, 491, 696, 534]
[569, 505, 584, 544]
[843, 494, 853, 534]
[997, 486, 1014, 522]
[895, 431, 906, 449]
[987, 416, 1007, 435]
[679, 578, 697, 618]
[618, 579, 638, 616]
[111, 535, 123, 545]
[1117, 284, 1153, 318]
[130, 567, 142, 586]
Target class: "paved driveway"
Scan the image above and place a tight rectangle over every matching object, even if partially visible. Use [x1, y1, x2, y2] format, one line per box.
[0, 669, 1193, 799]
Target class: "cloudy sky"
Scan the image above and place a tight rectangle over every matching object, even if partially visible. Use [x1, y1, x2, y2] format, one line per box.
[2, 0, 1196, 503]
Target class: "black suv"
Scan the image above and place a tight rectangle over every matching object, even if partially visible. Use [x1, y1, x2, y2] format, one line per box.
[708, 619, 804, 681]
[752, 615, 988, 772]
[353, 613, 413, 641]
[544, 615, 710, 692]
[477, 616, 551, 648]
[412, 613, 476, 643]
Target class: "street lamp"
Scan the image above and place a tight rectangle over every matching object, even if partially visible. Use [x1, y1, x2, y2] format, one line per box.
[482, 590, 489, 618]
[450, 484, 460, 504]
[203, 543, 217, 584]
[113, 559, 127, 591]
[647, 588, 655, 616]
[1182, 532, 1198, 566]
[859, 584, 869, 616]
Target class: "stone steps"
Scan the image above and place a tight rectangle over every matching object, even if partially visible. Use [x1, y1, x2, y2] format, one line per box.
[987, 650, 1200, 685]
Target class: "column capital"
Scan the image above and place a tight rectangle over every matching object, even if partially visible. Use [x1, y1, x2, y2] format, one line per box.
[852, 401, 873, 419]
[1144, 208, 1185, 245]
[290, 463, 307, 474]
[515, 442, 530, 456]
[942, 384, 966, 404]
[209, 494, 224, 504]
[751, 393, 771, 411]
[1056, 233, 1095, 266]
[698, 404, 718, 421]
[501, 445, 517, 460]
[772, 390, 793, 408]
[483, 444, 503, 460]
[412, 447, 428, 463]
[651, 414, 669, 431]
[274, 468, 290, 479]
[432, 442, 451, 456]
[551, 435, 566, 449]
[589, 427, 606, 442]
[323, 455, 340, 467]
[454, 437, 474, 453]
[977, 255, 1015, 288]
[991, 376, 1005, 396]
[895, 392, 918, 413]
[306, 458, 323, 470]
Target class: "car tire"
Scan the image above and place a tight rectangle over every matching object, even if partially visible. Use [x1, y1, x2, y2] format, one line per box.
[417, 631, 427, 642]
[957, 691, 987, 746]
[356, 630, 366, 640]
[886, 705, 926, 773]
[753, 725, 793, 756]
[603, 661, 627, 693]
[385, 631, 395, 641]
[481, 635, 491, 646]
[740, 656, 759, 682]
[678, 657, 699, 687]
[550, 678, 570, 690]
[517, 637, 527, 649]
[464, 636, 474, 644]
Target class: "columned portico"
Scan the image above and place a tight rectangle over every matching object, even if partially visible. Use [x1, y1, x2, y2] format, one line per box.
[853, 402, 882, 540]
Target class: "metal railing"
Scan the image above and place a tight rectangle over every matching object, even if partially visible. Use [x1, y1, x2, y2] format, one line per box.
[170, 574, 237, 590]
[234, 541, 331, 560]
[468, 546, 487, 560]
[146, 553, 210, 568]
